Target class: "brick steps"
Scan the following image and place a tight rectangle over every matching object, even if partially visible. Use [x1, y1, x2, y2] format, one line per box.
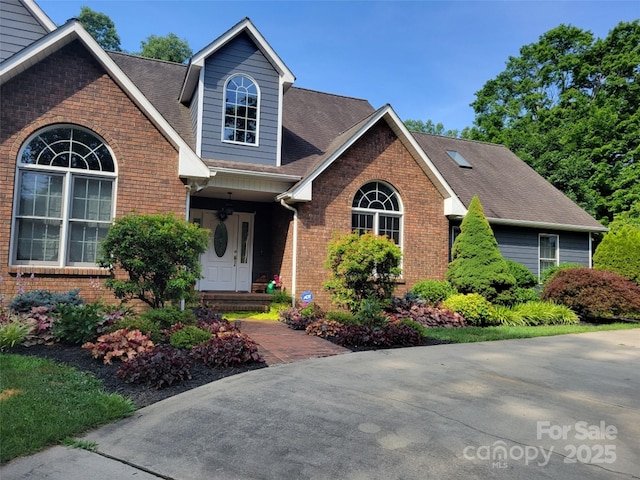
[198, 291, 273, 312]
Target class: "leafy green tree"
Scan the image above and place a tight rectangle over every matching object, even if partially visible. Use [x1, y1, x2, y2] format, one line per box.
[446, 196, 516, 302]
[324, 232, 401, 312]
[139, 33, 192, 63]
[405, 119, 460, 138]
[593, 223, 640, 284]
[78, 6, 122, 51]
[468, 21, 640, 223]
[98, 213, 209, 308]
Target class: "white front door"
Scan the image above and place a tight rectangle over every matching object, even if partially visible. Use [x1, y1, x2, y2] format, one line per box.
[196, 210, 254, 292]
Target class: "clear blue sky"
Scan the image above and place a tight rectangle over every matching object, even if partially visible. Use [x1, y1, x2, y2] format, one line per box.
[39, 1, 639, 132]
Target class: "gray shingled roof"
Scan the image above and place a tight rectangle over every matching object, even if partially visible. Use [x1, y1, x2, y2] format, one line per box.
[108, 52, 195, 149]
[413, 133, 605, 230]
[107, 51, 602, 231]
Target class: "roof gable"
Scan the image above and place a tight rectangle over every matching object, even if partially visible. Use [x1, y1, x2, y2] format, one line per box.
[0, 19, 209, 179]
[179, 17, 295, 103]
[280, 104, 465, 215]
[413, 133, 606, 232]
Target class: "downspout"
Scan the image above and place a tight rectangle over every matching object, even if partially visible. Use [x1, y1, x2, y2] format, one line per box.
[279, 199, 298, 307]
[588, 233, 593, 268]
[182, 185, 192, 311]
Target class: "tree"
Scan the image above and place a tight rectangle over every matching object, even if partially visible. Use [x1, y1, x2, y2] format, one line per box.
[324, 232, 401, 312]
[139, 33, 192, 63]
[593, 223, 640, 284]
[446, 195, 516, 302]
[78, 6, 122, 51]
[99, 213, 209, 308]
[404, 119, 471, 138]
[468, 21, 640, 224]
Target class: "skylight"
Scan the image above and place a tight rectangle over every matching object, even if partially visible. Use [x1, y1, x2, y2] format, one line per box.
[446, 150, 472, 168]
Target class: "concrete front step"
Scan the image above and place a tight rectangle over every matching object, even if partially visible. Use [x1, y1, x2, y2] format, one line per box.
[198, 291, 273, 312]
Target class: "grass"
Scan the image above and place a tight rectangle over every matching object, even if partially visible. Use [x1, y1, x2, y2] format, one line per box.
[0, 354, 136, 464]
[423, 322, 640, 344]
[223, 302, 290, 321]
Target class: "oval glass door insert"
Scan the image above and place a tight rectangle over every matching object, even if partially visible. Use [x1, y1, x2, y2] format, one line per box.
[213, 222, 228, 257]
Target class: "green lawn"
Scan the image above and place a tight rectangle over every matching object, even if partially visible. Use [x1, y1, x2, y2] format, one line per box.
[0, 354, 135, 464]
[423, 322, 640, 344]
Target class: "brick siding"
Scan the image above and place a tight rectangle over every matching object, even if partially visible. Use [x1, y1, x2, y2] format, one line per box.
[0, 41, 186, 304]
[278, 121, 449, 310]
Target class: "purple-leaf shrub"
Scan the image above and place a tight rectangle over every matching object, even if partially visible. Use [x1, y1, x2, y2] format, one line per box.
[116, 346, 192, 389]
[191, 331, 264, 368]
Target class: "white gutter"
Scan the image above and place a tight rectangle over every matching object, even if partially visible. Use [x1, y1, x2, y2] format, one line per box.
[279, 199, 298, 307]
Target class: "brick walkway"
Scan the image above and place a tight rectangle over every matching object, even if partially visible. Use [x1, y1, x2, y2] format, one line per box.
[239, 319, 350, 365]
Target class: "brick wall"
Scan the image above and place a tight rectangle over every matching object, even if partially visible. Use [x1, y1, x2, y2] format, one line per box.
[291, 121, 449, 310]
[0, 41, 186, 304]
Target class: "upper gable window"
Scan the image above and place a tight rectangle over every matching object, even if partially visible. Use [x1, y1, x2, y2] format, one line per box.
[12, 125, 116, 267]
[352, 181, 403, 246]
[223, 74, 259, 146]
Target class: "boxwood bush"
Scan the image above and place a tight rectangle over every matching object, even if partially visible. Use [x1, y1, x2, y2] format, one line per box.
[442, 293, 493, 326]
[410, 280, 457, 305]
[542, 268, 640, 320]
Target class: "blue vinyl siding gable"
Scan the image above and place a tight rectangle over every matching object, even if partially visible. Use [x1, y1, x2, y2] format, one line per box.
[190, 86, 199, 148]
[450, 223, 592, 279]
[493, 226, 591, 278]
[200, 32, 279, 165]
[0, 0, 50, 62]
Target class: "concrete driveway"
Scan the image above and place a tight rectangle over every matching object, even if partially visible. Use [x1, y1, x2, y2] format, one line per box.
[3, 329, 639, 479]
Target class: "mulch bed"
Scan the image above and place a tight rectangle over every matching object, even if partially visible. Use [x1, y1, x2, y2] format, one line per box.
[9, 334, 449, 408]
[10, 344, 266, 408]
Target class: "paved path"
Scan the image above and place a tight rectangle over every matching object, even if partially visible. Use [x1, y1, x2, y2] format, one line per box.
[3, 329, 639, 480]
[240, 319, 350, 365]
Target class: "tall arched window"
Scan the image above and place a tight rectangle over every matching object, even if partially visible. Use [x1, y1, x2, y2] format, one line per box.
[352, 181, 403, 245]
[223, 74, 259, 145]
[12, 125, 116, 266]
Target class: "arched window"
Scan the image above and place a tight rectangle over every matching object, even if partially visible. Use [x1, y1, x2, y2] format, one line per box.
[223, 74, 259, 145]
[12, 125, 116, 266]
[352, 181, 403, 245]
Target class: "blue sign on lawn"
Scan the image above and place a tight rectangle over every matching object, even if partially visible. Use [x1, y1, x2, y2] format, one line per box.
[301, 291, 314, 303]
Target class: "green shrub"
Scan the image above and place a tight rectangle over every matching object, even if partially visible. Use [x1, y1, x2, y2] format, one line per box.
[540, 263, 582, 286]
[512, 302, 579, 325]
[354, 299, 389, 328]
[8, 289, 83, 313]
[109, 316, 163, 343]
[324, 232, 401, 312]
[593, 224, 640, 284]
[495, 286, 540, 306]
[54, 303, 109, 345]
[442, 293, 493, 327]
[504, 259, 537, 288]
[542, 268, 640, 320]
[169, 325, 212, 349]
[271, 290, 292, 304]
[325, 311, 358, 325]
[0, 317, 32, 350]
[98, 213, 209, 308]
[490, 305, 525, 326]
[446, 196, 516, 302]
[139, 306, 196, 330]
[411, 280, 457, 305]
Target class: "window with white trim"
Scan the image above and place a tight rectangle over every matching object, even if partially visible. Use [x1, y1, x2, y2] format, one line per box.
[351, 181, 402, 245]
[12, 126, 116, 266]
[539, 234, 559, 278]
[223, 74, 259, 145]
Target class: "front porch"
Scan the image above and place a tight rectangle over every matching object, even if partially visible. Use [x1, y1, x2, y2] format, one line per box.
[198, 291, 274, 312]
